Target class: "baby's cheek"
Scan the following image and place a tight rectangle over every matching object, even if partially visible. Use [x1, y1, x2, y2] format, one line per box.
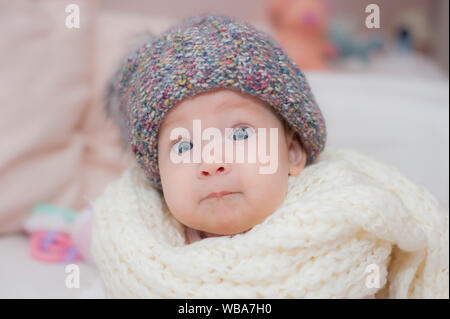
[163, 187, 199, 228]
[240, 165, 288, 214]
[239, 166, 287, 202]
[160, 163, 196, 208]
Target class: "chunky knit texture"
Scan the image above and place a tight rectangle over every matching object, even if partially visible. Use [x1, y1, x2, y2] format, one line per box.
[91, 149, 449, 298]
[111, 13, 326, 190]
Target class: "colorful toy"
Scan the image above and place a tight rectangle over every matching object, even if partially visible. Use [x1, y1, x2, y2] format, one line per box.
[29, 231, 81, 263]
[327, 20, 384, 61]
[24, 203, 93, 263]
[392, 8, 432, 53]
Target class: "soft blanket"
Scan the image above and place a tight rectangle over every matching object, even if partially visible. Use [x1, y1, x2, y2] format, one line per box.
[91, 148, 449, 298]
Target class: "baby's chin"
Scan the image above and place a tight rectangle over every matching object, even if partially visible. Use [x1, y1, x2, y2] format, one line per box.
[195, 192, 280, 236]
[198, 214, 255, 237]
[198, 193, 246, 222]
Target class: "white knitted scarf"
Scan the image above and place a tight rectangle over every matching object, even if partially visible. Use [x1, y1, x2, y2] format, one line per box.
[91, 149, 449, 298]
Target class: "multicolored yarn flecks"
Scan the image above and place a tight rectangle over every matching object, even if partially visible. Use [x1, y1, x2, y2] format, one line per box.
[112, 13, 327, 190]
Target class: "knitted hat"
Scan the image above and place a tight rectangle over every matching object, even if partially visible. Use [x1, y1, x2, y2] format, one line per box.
[111, 13, 327, 190]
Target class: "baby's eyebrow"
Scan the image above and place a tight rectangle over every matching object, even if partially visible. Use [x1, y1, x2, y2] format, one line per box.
[160, 116, 183, 133]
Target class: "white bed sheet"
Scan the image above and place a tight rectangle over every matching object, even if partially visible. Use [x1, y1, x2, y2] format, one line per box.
[305, 66, 449, 210]
[0, 233, 102, 298]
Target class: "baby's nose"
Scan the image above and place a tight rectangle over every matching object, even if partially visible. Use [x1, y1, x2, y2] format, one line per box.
[198, 161, 232, 178]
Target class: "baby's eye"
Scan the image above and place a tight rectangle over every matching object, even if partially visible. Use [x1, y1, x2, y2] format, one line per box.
[230, 126, 254, 141]
[172, 140, 193, 154]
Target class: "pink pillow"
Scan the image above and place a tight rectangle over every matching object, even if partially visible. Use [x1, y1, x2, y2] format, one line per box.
[0, 1, 133, 234]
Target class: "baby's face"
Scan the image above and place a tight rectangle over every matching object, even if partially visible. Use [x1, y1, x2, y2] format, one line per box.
[158, 89, 306, 236]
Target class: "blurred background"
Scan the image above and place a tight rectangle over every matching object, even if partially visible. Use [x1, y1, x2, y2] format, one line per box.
[102, 0, 449, 72]
[0, 0, 448, 298]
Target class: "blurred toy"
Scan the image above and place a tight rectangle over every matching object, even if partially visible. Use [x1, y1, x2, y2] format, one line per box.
[24, 203, 76, 233]
[396, 27, 412, 52]
[29, 231, 81, 263]
[24, 203, 93, 263]
[327, 18, 384, 62]
[267, 0, 332, 70]
[392, 8, 432, 53]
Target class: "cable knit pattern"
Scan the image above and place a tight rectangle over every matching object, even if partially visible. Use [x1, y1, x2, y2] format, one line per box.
[91, 148, 449, 298]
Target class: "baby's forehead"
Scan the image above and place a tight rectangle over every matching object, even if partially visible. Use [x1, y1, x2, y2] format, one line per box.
[160, 89, 279, 129]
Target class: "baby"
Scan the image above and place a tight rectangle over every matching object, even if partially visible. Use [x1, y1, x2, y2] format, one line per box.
[83, 14, 448, 300]
[160, 89, 308, 243]
[107, 13, 326, 245]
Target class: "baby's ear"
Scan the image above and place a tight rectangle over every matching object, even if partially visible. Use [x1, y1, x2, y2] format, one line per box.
[286, 128, 307, 176]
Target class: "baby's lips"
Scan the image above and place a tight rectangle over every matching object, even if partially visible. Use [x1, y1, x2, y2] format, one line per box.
[203, 190, 238, 200]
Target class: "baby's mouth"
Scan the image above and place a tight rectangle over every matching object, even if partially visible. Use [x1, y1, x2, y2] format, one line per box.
[203, 191, 239, 200]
